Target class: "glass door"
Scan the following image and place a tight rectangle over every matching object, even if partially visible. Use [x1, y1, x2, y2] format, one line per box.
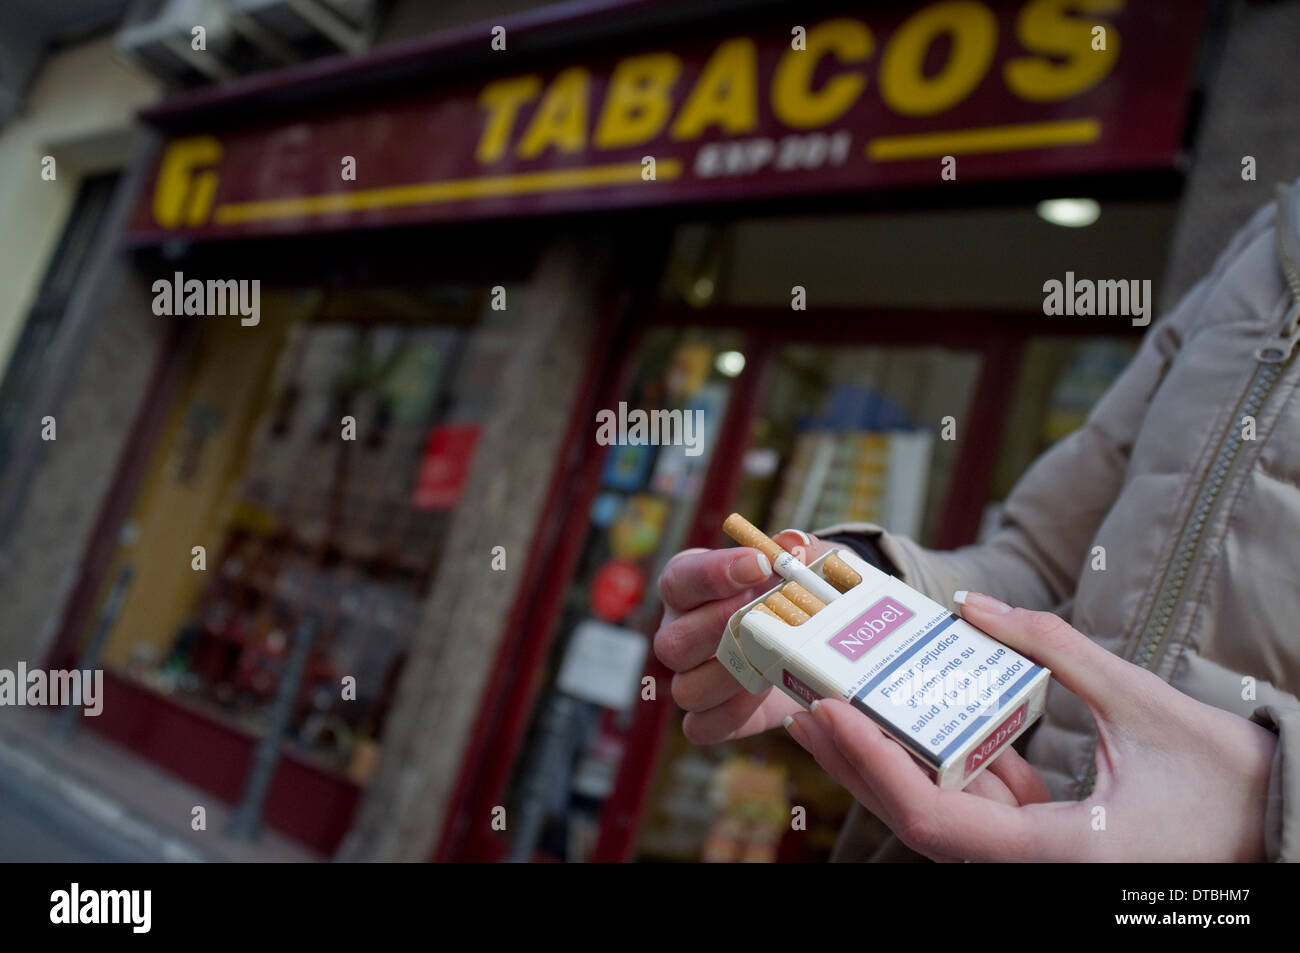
[492, 326, 745, 863]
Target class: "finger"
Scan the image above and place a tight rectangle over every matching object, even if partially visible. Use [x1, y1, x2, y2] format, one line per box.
[671, 658, 746, 712]
[657, 547, 772, 613]
[655, 591, 761, 672]
[983, 746, 1053, 805]
[681, 687, 798, 744]
[964, 766, 1020, 806]
[783, 711, 887, 820]
[812, 699, 1043, 862]
[792, 708, 969, 862]
[771, 529, 835, 566]
[954, 593, 1143, 720]
[786, 707, 964, 864]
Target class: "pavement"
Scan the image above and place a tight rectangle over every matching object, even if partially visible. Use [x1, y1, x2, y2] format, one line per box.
[0, 706, 322, 862]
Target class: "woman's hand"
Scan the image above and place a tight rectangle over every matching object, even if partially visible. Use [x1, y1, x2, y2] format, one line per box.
[784, 592, 1277, 861]
[653, 531, 834, 744]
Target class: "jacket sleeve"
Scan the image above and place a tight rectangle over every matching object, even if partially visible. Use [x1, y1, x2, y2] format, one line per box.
[1251, 705, 1300, 862]
[815, 197, 1278, 615]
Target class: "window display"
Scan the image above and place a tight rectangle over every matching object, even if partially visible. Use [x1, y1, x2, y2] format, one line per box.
[733, 344, 982, 548]
[87, 284, 521, 780]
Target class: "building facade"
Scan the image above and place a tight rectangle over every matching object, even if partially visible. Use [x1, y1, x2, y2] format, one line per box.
[2, 0, 1298, 862]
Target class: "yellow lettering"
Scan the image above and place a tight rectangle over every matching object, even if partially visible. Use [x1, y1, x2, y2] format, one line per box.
[879, 1, 998, 117]
[153, 136, 221, 227]
[594, 52, 682, 149]
[517, 68, 591, 159]
[771, 18, 873, 129]
[1004, 0, 1123, 102]
[671, 37, 758, 140]
[476, 75, 542, 163]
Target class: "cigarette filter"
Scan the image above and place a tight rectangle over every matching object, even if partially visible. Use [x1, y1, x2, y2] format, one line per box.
[764, 591, 811, 626]
[779, 582, 826, 616]
[717, 548, 1050, 790]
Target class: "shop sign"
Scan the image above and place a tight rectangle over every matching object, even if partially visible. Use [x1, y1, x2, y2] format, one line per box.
[128, 1, 1204, 241]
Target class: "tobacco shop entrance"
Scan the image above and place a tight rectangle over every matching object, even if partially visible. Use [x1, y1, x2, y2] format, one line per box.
[55, 0, 1208, 859]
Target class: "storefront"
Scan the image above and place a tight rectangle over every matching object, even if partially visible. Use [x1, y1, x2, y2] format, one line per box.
[47, 0, 1208, 859]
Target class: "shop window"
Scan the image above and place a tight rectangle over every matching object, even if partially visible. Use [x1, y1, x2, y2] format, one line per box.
[82, 284, 521, 783]
[738, 344, 981, 547]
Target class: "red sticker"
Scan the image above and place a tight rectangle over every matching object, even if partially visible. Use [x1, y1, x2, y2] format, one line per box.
[590, 560, 646, 623]
[412, 424, 480, 509]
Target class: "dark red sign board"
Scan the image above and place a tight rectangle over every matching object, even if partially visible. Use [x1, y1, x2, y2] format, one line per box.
[128, 1, 1205, 242]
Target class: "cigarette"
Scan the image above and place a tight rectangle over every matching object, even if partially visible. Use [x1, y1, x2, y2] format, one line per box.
[764, 592, 811, 626]
[751, 602, 783, 620]
[722, 513, 784, 562]
[722, 513, 841, 603]
[823, 555, 862, 593]
[780, 582, 826, 616]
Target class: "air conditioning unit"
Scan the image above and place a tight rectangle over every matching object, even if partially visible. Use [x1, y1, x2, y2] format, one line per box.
[232, 0, 378, 56]
[116, 0, 381, 86]
[116, 0, 240, 84]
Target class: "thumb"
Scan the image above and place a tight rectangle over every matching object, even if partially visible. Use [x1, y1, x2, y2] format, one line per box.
[953, 592, 1145, 722]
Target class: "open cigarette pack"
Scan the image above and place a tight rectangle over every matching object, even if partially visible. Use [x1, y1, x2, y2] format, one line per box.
[717, 544, 1050, 790]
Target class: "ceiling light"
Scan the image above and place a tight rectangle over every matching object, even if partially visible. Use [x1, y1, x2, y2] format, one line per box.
[1036, 198, 1100, 228]
[715, 350, 746, 377]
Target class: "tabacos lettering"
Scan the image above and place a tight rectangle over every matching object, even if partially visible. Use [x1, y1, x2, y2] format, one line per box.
[829, 597, 914, 661]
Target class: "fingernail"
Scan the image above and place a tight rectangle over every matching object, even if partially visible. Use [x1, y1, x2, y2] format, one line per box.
[954, 590, 1011, 614]
[783, 714, 807, 746]
[809, 699, 821, 713]
[731, 551, 771, 585]
[779, 528, 811, 546]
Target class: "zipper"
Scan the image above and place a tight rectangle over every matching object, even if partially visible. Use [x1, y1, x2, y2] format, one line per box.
[1076, 185, 1300, 797]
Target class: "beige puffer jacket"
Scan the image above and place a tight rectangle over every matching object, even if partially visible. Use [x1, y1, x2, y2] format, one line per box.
[822, 181, 1300, 863]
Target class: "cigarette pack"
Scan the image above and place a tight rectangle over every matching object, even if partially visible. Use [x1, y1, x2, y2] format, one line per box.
[717, 548, 1050, 789]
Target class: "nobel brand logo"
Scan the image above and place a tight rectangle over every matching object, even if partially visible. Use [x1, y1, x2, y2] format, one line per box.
[829, 597, 914, 661]
[964, 703, 1028, 777]
[782, 669, 822, 706]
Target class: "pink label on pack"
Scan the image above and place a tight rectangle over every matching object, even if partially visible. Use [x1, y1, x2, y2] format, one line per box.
[828, 598, 914, 661]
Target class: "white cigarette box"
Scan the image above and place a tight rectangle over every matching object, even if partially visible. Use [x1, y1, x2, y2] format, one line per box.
[717, 548, 1050, 789]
